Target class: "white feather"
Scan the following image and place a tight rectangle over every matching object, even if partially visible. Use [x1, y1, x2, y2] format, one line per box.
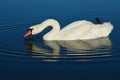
[29, 19, 113, 40]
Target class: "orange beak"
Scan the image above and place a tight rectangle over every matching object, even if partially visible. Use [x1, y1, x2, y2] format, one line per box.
[24, 30, 32, 37]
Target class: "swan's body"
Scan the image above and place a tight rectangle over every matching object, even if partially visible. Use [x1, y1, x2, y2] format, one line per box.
[24, 19, 113, 40]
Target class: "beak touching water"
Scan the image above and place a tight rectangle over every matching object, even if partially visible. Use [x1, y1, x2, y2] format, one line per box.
[24, 29, 32, 37]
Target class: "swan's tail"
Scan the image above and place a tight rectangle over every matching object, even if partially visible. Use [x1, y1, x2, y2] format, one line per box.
[101, 22, 113, 37]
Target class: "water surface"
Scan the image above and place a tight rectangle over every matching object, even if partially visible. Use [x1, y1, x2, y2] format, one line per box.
[0, 0, 120, 80]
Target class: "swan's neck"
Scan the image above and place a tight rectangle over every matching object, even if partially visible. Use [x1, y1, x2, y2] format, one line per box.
[41, 19, 60, 40]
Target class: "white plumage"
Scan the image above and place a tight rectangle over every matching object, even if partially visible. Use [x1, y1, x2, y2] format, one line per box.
[26, 19, 113, 40]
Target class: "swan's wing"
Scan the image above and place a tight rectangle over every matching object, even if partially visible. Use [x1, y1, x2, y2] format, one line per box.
[61, 20, 92, 31]
[55, 20, 94, 40]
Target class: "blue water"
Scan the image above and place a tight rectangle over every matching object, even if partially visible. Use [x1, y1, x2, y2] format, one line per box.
[0, 0, 120, 80]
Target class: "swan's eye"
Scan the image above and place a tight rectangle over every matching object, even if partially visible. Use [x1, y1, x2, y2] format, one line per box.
[27, 28, 33, 31]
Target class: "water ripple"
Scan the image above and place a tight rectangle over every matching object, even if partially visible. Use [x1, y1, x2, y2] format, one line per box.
[0, 24, 119, 62]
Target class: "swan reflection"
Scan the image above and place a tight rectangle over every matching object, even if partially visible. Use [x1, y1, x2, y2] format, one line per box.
[25, 37, 112, 62]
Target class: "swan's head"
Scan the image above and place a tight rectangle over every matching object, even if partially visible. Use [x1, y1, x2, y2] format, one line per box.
[24, 24, 43, 37]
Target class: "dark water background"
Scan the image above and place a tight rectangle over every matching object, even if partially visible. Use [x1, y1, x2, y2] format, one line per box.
[0, 0, 120, 80]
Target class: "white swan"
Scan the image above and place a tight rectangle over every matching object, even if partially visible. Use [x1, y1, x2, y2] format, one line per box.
[24, 19, 113, 40]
